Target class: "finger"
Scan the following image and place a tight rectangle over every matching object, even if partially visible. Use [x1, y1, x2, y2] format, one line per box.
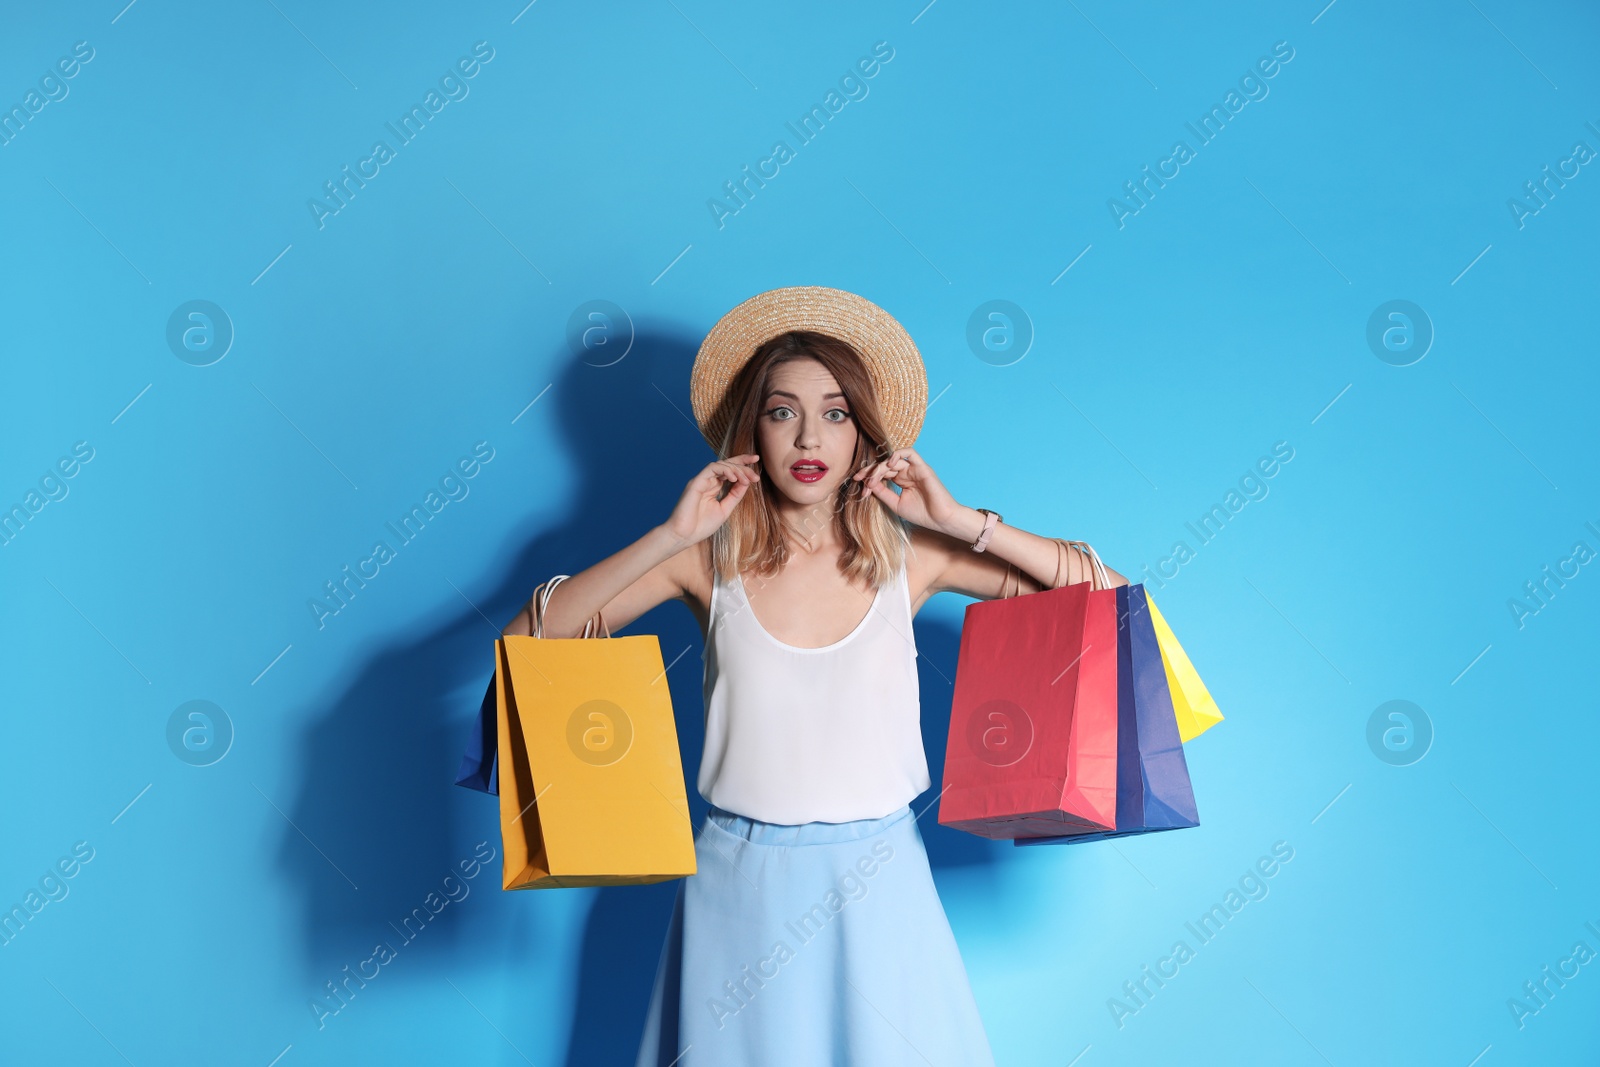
[715, 460, 757, 483]
[711, 455, 758, 475]
[884, 451, 919, 483]
[872, 451, 909, 481]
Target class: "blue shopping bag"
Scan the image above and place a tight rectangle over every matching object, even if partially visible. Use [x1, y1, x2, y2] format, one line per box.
[454, 674, 499, 795]
[1016, 584, 1199, 846]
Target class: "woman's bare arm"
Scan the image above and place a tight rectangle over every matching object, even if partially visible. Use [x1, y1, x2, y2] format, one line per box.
[501, 453, 761, 639]
[855, 449, 1127, 602]
[914, 512, 1129, 604]
[501, 525, 696, 639]
[953, 505, 1128, 591]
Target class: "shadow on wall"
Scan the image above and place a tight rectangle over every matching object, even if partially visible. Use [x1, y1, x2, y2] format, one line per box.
[267, 327, 998, 1062]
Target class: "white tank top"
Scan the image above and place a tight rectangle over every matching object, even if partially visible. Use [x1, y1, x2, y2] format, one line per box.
[696, 558, 931, 824]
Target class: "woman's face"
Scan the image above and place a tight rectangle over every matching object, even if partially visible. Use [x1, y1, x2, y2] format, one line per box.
[756, 358, 860, 507]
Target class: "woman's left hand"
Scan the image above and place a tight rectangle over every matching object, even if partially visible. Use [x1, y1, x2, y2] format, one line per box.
[854, 448, 960, 531]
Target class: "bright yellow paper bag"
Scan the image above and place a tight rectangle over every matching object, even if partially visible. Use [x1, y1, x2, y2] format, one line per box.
[495, 634, 697, 889]
[1144, 596, 1223, 743]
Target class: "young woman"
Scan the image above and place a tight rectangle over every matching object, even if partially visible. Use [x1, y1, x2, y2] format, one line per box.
[501, 287, 1126, 1066]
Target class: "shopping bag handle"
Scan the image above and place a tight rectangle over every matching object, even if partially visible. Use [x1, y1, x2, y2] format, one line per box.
[1051, 539, 1111, 591]
[531, 575, 611, 639]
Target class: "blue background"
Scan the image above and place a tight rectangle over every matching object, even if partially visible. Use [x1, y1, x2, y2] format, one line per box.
[3, 1, 1596, 1064]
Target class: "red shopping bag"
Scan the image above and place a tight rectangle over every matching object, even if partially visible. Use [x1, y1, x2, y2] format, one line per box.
[938, 540, 1119, 839]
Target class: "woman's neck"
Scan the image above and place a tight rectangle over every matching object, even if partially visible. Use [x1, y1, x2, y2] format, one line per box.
[773, 498, 842, 556]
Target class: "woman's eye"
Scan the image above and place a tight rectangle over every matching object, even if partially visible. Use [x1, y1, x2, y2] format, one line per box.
[764, 406, 849, 422]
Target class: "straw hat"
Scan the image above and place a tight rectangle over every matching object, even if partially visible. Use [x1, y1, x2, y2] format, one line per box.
[689, 286, 928, 454]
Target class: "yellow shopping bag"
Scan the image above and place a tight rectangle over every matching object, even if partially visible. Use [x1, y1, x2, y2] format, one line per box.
[1144, 595, 1224, 743]
[494, 624, 697, 890]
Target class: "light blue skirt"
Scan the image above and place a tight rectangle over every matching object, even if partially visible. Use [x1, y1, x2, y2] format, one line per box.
[635, 803, 995, 1067]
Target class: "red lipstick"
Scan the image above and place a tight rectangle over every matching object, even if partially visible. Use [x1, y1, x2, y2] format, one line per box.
[790, 460, 828, 483]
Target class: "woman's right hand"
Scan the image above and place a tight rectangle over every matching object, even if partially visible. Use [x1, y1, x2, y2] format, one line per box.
[662, 454, 762, 546]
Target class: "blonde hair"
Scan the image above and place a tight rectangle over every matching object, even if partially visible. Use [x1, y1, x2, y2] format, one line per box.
[709, 331, 909, 589]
